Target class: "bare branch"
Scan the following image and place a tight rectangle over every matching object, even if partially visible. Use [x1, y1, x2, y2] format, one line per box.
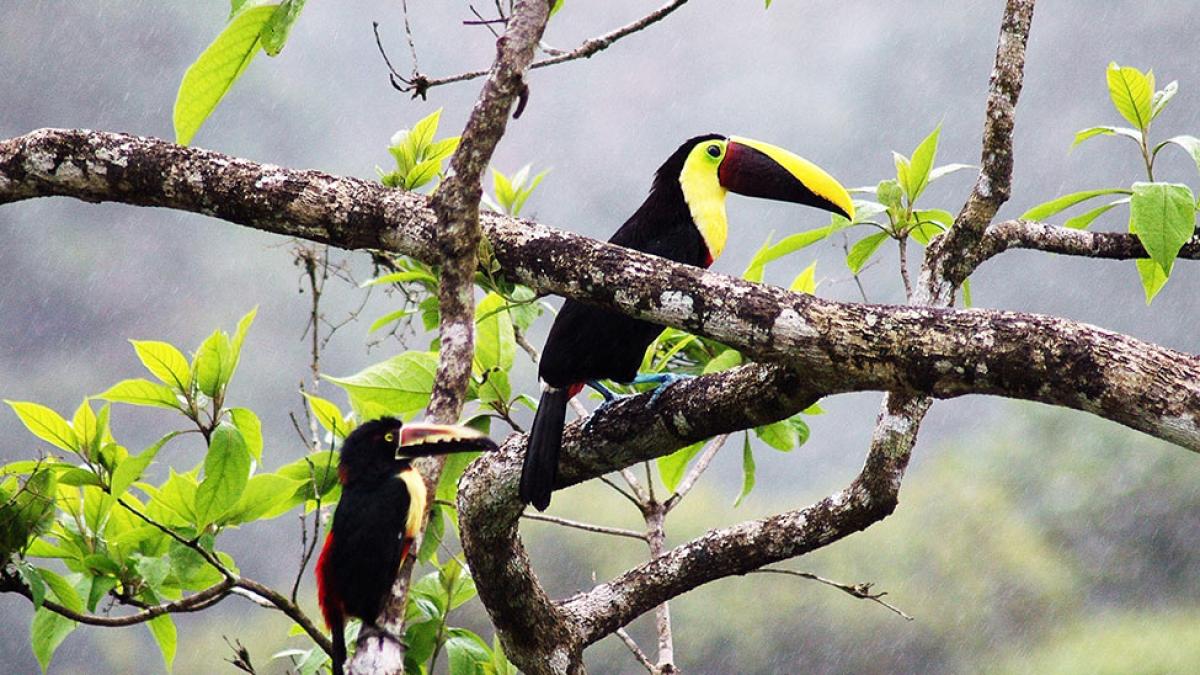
[753, 568, 914, 621]
[615, 628, 656, 673]
[980, 219, 1200, 262]
[664, 433, 728, 512]
[1, 572, 234, 627]
[521, 512, 649, 541]
[393, 0, 691, 95]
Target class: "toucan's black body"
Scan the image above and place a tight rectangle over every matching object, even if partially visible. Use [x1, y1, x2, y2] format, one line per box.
[316, 417, 496, 675]
[519, 134, 854, 511]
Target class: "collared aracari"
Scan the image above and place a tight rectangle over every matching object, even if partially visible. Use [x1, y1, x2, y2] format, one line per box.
[519, 134, 855, 511]
[316, 417, 498, 675]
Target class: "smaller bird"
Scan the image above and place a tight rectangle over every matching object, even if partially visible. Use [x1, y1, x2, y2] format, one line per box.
[315, 417, 497, 675]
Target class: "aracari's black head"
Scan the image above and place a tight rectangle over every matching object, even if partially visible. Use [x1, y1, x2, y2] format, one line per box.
[337, 417, 499, 485]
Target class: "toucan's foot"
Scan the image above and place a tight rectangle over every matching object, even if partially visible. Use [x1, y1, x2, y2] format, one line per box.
[586, 379, 617, 402]
[632, 372, 695, 407]
[582, 393, 622, 433]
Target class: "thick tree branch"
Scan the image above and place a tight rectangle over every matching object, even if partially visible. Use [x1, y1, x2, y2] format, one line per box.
[980, 219, 1200, 261]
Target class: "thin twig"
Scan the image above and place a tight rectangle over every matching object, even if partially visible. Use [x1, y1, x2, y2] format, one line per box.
[387, 0, 691, 95]
[599, 474, 643, 508]
[521, 512, 648, 541]
[754, 568, 914, 621]
[897, 236, 913, 301]
[1, 572, 234, 627]
[401, 0, 421, 71]
[620, 467, 650, 505]
[663, 434, 728, 512]
[615, 627, 656, 673]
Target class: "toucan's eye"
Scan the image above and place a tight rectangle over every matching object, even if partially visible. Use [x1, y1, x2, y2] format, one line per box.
[706, 144, 722, 158]
[384, 431, 396, 443]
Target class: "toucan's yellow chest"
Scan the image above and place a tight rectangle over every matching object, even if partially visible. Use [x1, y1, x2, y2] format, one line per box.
[397, 467, 427, 540]
[678, 150, 729, 263]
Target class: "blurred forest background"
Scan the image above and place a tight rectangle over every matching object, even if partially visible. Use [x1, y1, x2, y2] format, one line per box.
[2, 1, 1198, 673]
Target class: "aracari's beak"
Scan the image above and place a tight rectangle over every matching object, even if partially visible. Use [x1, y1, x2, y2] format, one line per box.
[718, 136, 855, 221]
[397, 422, 499, 458]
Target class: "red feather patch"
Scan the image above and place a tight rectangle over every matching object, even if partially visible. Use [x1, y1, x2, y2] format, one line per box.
[315, 531, 343, 629]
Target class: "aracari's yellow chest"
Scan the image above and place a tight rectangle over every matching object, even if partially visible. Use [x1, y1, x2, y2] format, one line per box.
[397, 468, 428, 539]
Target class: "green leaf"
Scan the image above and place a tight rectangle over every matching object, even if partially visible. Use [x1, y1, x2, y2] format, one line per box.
[111, 432, 180, 496]
[657, 441, 703, 492]
[260, 0, 306, 56]
[846, 231, 889, 274]
[220, 473, 301, 524]
[1151, 80, 1178, 120]
[961, 277, 973, 308]
[361, 270, 439, 287]
[876, 179, 903, 212]
[1128, 182, 1195, 275]
[492, 167, 516, 211]
[416, 503, 445, 564]
[928, 163, 975, 182]
[173, 3, 279, 145]
[38, 568, 83, 612]
[1020, 188, 1132, 221]
[1106, 62, 1154, 131]
[193, 330, 235, 397]
[446, 628, 493, 673]
[892, 152, 911, 199]
[425, 136, 460, 162]
[409, 109, 443, 156]
[436, 450, 482, 504]
[5, 401, 79, 452]
[71, 400, 99, 459]
[406, 157, 445, 191]
[17, 563, 46, 608]
[324, 351, 439, 420]
[789, 261, 819, 294]
[754, 419, 800, 451]
[31, 607, 75, 673]
[1071, 125, 1142, 148]
[1064, 199, 1126, 230]
[744, 226, 832, 280]
[227, 407, 263, 461]
[910, 209, 953, 245]
[1135, 258, 1169, 304]
[194, 423, 252, 527]
[147, 612, 177, 672]
[130, 340, 192, 392]
[149, 470, 199, 526]
[97, 379, 181, 410]
[702, 349, 743, 375]
[367, 308, 414, 334]
[733, 433, 756, 507]
[303, 394, 350, 439]
[906, 124, 941, 202]
[231, 307, 257, 366]
[1155, 135, 1200, 178]
[276, 452, 340, 502]
[475, 292, 516, 373]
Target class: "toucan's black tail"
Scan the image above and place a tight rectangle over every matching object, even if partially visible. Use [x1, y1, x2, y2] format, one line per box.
[330, 614, 346, 675]
[520, 387, 569, 510]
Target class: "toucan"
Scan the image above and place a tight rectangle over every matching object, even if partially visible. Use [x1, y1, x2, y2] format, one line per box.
[316, 417, 498, 675]
[519, 134, 855, 511]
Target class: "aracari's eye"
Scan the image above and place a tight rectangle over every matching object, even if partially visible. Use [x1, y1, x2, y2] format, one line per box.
[706, 144, 721, 158]
[384, 431, 396, 443]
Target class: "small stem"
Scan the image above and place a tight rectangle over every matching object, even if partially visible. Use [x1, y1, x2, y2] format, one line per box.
[644, 503, 674, 671]
[754, 568, 914, 621]
[664, 434, 728, 512]
[615, 627, 655, 673]
[898, 236, 913, 301]
[521, 512, 648, 541]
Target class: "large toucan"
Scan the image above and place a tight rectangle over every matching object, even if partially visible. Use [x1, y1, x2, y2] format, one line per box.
[316, 417, 497, 675]
[519, 134, 855, 511]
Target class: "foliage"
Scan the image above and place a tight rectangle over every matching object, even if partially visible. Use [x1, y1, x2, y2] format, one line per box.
[1023, 62, 1199, 302]
[379, 109, 462, 191]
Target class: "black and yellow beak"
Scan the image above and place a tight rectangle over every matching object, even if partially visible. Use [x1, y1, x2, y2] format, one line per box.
[718, 136, 855, 221]
[397, 422, 499, 458]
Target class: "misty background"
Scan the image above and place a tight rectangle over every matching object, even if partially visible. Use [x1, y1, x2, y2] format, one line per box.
[1, 1, 1198, 673]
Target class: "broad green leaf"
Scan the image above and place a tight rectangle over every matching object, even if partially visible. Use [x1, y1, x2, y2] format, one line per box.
[702, 349, 742, 374]
[1128, 182, 1195, 275]
[149, 470, 199, 526]
[892, 152, 911, 199]
[1135, 258, 1169, 304]
[17, 563, 46, 608]
[789, 261, 818, 294]
[492, 167, 516, 210]
[754, 418, 802, 451]
[260, 0, 306, 56]
[511, 169, 548, 216]
[1071, 125, 1142, 148]
[6, 401, 79, 452]
[1020, 188, 1131, 221]
[276, 452, 340, 502]
[846, 231, 889, 274]
[368, 308, 414, 333]
[361, 270, 438, 288]
[97, 379, 181, 410]
[907, 124, 941, 202]
[111, 432, 180, 497]
[85, 575, 118, 612]
[173, 3, 279, 145]
[227, 407, 263, 461]
[658, 441, 703, 492]
[1155, 135, 1200, 178]
[744, 226, 832, 280]
[324, 351, 439, 420]
[416, 503, 444, 564]
[37, 568, 83, 613]
[146, 613, 177, 672]
[31, 607, 75, 673]
[910, 209, 953, 245]
[220, 473, 302, 524]
[475, 292, 516, 373]
[231, 307, 257, 365]
[406, 157, 444, 191]
[1151, 80, 1178, 120]
[1106, 62, 1154, 131]
[876, 179, 903, 211]
[446, 628, 492, 673]
[303, 393, 350, 439]
[71, 400, 99, 458]
[409, 109, 443, 156]
[1063, 199, 1126, 230]
[192, 330, 235, 397]
[194, 423, 252, 527]
[130, 340, 192, 391]
[733, 433, 756, 507]
[928, 163, 975, 182]
[425, 136, 460, 162]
